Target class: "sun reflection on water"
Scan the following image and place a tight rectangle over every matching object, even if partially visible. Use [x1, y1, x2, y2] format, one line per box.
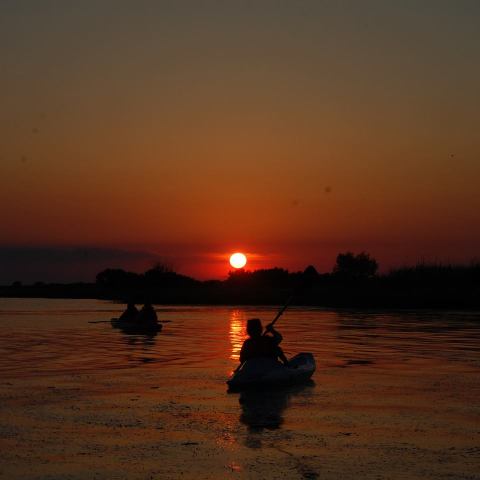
[229, 309, 246, 361]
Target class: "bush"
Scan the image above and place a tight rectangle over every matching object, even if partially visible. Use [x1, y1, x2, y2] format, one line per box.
[333, 252, 378, 279]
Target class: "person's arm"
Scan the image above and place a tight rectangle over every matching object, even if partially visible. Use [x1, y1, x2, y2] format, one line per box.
[239, 341, 247, 363]
[265, 323, 283, 344]
[278, 348, 289, 365]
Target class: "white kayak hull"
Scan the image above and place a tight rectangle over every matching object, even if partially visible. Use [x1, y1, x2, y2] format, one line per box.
[227, 353, 315, 390]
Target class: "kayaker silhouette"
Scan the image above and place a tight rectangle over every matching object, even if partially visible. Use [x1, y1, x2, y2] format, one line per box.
[119, 302, 139, 323]
[111, 301, 162, 337]
[240, 318, 289, 365]
[137, 302, 158, 324]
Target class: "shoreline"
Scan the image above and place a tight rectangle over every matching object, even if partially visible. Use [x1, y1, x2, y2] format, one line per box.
[1, 293, 480, 312]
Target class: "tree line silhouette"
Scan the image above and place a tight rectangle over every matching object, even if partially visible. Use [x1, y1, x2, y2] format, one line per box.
[2, 252, 480, 308]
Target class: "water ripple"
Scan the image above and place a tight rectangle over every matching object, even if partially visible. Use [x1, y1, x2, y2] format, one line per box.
[0, 299, 479, 379]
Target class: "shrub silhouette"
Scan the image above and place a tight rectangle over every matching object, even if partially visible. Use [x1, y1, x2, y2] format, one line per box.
[144, 264, 197, 288]
[333, 252, 378, 279]
[95, 268, 140, 288]
[227, 267, 291, 288]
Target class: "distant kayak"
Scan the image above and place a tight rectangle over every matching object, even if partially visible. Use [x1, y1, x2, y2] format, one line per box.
[110, 317, 162, 334]
[227, 353, 315, 390]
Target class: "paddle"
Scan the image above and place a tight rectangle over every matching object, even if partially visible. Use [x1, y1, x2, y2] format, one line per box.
[88, 319, 171, 324]
[262, 295, 295, 335]
[263, 265, 317, 334]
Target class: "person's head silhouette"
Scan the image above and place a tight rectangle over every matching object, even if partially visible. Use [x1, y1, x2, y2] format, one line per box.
[246, 318, 262, 338]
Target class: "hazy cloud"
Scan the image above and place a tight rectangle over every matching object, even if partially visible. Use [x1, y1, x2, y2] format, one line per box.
[0, 246, 162, 284]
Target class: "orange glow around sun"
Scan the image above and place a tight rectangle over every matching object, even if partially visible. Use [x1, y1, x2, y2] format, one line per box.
[230, 252, 247, 269]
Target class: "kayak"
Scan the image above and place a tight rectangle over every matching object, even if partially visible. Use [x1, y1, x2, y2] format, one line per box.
[227, 352, 315, 390]
[110, 318, 162, 334]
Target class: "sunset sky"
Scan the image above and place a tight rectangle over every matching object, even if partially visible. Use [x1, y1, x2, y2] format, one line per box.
[1, 1, 479, 282]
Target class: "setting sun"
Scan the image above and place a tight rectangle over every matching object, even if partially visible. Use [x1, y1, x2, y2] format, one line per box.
[229, 252, 247, 269]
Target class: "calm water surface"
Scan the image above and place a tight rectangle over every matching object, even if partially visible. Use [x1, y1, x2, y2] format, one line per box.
[1, 298, 479, 479]
[0, 298, 479, 378]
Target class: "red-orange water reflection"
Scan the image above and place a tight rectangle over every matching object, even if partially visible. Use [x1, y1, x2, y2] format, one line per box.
[229, 309, 246, 362]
